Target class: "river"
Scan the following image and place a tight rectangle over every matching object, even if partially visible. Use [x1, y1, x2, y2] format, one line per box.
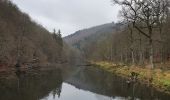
[0, 65, 170, 100]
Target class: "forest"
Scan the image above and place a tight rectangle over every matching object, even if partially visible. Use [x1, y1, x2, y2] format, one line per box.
[0, 0, 65, 71]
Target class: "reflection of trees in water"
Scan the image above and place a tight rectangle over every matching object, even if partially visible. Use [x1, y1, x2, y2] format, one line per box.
[66, 66, 170, 100]
[1, 66, 170, 100]
[0, 69, 63, 100]
[52, 81, 62, 99]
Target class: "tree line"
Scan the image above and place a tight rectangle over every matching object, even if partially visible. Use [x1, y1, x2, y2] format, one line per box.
[112, 0, 170, 68]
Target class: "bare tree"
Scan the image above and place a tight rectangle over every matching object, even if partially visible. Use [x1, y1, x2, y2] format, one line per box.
[113, 0, 169, 68]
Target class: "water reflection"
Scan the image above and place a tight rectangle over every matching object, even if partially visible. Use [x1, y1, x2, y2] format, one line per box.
[62, 66, 170, 100]
[0, 69, 63, 100]
[0, 65, 170, 100]
[42, 83, 114, 100]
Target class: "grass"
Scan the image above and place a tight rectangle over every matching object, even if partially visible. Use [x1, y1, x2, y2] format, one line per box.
[91, 61, 170, 94]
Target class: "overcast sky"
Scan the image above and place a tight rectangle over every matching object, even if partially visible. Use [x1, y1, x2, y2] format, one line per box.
[11, 0, 120, 37]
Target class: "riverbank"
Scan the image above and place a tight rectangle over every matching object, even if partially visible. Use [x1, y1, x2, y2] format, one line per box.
[0, 62, 68, 80]
[91, 61, 170, 94]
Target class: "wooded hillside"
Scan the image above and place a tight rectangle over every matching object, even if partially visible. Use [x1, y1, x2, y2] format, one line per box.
[64, 22, 120, 59]
[0, 0, 63, 67]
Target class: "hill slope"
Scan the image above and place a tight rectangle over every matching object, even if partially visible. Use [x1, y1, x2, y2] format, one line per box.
[64, 22, 117, 45]
[0, 0, 63, 68]
[64, 22, 122, 60]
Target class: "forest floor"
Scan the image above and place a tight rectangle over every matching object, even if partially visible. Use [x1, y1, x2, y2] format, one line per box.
[91, 61, 170, 94]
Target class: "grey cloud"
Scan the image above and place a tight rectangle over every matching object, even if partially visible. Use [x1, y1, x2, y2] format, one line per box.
[11, 0, 120, 36]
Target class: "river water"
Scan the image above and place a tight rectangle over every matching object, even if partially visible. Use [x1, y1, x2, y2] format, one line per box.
[0, 65, 170, 100]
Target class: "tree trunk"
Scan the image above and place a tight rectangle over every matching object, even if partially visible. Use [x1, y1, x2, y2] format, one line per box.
[125, 51, 128, 64]
[160, 47, 164, 64]
[129, 25, 135, 65]
[131, 50, 135, 65]
[148, 26, 154, 69]
[120, 53, 123, 64]
[149, 39, 154, 69]
[110, 45, 113, 61]
[158, 22, 164, 64]
[139, 33, 144, 65]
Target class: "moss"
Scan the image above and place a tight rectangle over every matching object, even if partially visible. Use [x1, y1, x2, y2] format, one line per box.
[160, 79, 170, 87]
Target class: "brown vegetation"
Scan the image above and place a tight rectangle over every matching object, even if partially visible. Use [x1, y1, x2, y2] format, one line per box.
[0, 0, 64, 70]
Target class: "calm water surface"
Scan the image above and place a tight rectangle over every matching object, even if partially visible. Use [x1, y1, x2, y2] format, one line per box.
[0, 65, 170, 100]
